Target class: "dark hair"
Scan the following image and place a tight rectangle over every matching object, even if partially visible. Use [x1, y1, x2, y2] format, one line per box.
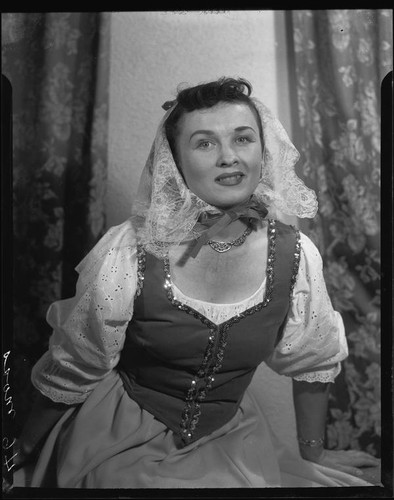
[165, 77, 264, 162]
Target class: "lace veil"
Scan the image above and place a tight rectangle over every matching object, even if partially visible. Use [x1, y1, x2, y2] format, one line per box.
[130, 97, 318, 259]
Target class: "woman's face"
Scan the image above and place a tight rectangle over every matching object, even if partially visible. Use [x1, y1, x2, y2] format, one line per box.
[174, 102, 263, 209]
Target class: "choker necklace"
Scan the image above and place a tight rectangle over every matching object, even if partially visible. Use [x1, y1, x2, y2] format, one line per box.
[206, 226, 252, 253]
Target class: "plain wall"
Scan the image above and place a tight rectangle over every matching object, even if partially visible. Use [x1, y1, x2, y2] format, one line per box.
[106, 10, 293, 227]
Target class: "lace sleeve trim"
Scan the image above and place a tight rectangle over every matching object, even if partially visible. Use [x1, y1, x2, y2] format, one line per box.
[31, 352, 101, 405]
[292, 363, 341, 384]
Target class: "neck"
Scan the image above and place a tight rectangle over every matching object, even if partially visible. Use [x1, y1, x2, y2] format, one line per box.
[212, 219, 248, 241]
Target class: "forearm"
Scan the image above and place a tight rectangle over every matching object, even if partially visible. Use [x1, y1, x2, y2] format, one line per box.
[292, 379, 330, 461]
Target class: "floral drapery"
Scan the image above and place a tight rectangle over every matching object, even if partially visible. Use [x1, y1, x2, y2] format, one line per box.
[2, 12, 110, 435]
[289, 9, 392, 457]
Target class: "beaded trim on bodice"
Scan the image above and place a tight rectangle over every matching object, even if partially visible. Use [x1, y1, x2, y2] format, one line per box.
[289, 226, 301, 297]
[135, 220, 301, 445]
[163, 221, 278, 444]
[135, 245, 147, 297]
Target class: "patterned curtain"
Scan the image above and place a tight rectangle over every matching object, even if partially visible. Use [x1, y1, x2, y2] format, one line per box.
[288, 10, 392, 457]
[2, 12, 111, 435]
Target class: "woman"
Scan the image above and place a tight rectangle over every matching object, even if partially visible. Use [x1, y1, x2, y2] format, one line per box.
[13, 77, 379, 488]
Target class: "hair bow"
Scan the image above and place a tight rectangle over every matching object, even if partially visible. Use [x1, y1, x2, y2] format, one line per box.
[162, 99, 177, 111]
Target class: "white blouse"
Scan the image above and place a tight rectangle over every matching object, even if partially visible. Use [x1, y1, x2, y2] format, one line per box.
[31, 218, 348, 405]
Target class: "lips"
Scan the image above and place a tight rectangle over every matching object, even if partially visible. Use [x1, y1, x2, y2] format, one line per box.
[215, 171, 245, 186]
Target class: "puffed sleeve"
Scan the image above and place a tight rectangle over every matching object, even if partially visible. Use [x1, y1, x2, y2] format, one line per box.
[265, 233, 348, 383]
[31, 218, 138, 404]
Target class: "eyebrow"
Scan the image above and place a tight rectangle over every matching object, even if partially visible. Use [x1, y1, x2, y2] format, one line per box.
[189, 126, 257, 141]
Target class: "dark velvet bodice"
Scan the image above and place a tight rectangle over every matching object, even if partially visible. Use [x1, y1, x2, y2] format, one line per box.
[118, 220, 300, 447]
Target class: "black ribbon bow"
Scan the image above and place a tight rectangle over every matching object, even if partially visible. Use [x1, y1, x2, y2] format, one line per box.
[190, 197, 268, 258]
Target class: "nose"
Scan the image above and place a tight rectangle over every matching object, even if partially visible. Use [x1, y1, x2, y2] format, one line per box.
[217, 144, 239, 168]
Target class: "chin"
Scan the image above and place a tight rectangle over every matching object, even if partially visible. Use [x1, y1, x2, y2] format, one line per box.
[196, 184, 258, 210]
[211, 196, 252, 210]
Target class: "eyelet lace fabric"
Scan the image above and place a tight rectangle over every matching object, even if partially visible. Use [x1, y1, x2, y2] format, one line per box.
[31, 219, 139, 404]
[31, 222, 346, 405]
[130, 98, 318, 259]
[265, 233, 348, 382]
[170, 232, 346, 384]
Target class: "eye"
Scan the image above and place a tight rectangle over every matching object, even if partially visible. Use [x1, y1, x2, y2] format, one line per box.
[235, 136, 253, 144]
[197, 140, 214, 149]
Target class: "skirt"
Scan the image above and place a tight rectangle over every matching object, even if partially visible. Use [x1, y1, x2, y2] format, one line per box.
[28, 370, 373, 489]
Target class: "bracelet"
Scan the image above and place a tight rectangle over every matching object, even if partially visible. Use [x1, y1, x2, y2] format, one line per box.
[297, 436, 324, 447]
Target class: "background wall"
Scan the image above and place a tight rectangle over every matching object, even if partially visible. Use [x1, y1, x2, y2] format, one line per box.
[106, 10, 292, 227]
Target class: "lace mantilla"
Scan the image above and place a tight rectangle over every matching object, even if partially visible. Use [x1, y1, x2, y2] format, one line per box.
[130, 96, 318, 259]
